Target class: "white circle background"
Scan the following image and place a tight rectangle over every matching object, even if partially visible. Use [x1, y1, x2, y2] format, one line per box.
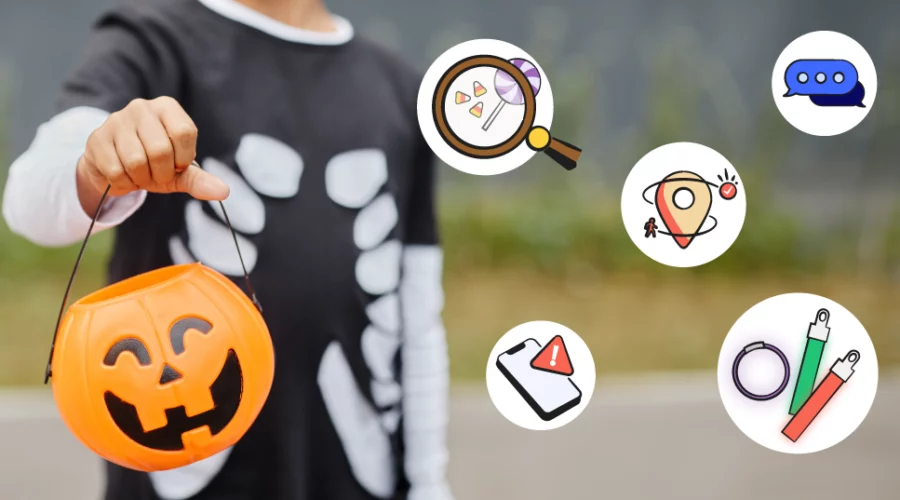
[621, 142, 747, 267]
[717, 293, 879, 454]
[486, 321, 596, 430]
[771, 31, 877, 136]
[417, 39, 554, 176]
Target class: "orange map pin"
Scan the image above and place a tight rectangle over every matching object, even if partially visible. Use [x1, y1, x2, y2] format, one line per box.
[655, 171, 712, 249]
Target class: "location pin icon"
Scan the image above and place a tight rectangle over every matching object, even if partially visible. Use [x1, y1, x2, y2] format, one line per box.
[655, 171, 712, 249]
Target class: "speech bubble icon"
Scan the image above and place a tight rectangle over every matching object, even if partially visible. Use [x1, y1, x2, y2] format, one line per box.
[809, 81, 866, 107]
[783, 59, 858, 97]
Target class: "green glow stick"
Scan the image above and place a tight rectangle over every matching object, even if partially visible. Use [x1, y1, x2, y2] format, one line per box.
[789, 308, 831, 415]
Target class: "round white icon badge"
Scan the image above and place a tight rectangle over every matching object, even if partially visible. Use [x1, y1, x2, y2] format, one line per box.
[772, 30, 877, 136]
[621, 142, 746, 267]
[718, 293, 878, 454]
[486, 321, 595, 430]
[417, 39, 582, 175]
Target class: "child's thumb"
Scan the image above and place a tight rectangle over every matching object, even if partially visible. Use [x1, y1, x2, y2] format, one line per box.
[174, 163, 230, 201]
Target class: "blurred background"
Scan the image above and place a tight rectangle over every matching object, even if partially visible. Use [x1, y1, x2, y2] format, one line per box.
[2, 0, 900, 498]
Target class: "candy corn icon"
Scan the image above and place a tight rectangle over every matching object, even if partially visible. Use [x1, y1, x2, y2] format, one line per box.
[474, 81, 487, 97]
[469, 101, 483, 118]
[455, 91, 471, 104]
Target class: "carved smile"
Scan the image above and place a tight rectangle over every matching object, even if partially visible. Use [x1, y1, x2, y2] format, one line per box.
[103, 350, 243, 451]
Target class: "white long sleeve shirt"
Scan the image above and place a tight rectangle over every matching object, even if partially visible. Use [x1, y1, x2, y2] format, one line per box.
[3, 106, 147, 247]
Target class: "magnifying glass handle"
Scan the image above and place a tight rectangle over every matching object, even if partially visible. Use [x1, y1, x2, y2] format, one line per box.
[543, 137, 581, 171]
[526, 127, 581, 170]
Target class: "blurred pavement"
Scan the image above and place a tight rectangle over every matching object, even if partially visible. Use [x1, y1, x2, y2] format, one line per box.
[1, 373, 899, 499]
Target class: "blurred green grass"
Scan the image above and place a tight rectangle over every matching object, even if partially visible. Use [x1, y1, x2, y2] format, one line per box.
[443, 270, 900, 382]
[438, 185, 895, 278]
[0, 213, 113, 385]
[2, 186, 900, 385]
[437, 187, 900, 380]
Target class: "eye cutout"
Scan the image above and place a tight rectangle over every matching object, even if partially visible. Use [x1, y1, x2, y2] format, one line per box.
[169, 317, 213, 355]
[102, 317, 213, 367]
[103, 338, 152, 367]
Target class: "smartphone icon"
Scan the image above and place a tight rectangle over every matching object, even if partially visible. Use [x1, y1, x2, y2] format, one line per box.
[496, 338, 582, 421]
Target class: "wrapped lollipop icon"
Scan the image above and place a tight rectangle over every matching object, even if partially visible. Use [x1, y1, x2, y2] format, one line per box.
[482, 58, 542, 131]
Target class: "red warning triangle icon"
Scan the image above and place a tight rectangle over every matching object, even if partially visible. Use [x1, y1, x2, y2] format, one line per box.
[530, 335, 574, 376]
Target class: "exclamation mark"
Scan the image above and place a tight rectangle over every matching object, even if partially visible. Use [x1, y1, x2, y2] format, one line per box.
[549, 345, 559, 366]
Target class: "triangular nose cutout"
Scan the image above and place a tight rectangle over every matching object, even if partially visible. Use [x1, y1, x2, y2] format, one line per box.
[159, 364, 183, 385]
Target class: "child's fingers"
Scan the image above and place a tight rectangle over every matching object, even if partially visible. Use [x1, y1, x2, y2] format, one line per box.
[136, 111, 177, 185]
[114, 129, 152, 189]
[85, 126, 136, 194]
[152, 97, 198, 172]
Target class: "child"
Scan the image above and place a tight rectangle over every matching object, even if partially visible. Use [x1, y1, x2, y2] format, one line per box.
[2, 0, 452, 499]
[644, 217, 657, 238]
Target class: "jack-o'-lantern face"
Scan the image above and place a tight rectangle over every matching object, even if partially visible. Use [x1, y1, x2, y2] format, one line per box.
[101, 317, 242, 451]
[51, 263, 274, 472]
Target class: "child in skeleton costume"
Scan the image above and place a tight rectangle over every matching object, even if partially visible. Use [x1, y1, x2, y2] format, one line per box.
[2, 0, 452, 499]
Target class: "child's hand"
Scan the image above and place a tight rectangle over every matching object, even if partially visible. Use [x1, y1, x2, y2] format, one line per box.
[76, 96, 230, 202]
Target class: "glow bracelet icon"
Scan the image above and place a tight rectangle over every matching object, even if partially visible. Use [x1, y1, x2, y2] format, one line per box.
[789, 308, 831, 415]
[732, 341, 790, 401]
[782, 349, 860, 442]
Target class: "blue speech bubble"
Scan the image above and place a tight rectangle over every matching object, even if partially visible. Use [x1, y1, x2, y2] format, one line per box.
[809, 81, 866, 107]
[784, 59, 858, 97]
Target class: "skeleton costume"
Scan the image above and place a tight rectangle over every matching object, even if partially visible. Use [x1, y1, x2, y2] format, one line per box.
[1, 1, 451, 499]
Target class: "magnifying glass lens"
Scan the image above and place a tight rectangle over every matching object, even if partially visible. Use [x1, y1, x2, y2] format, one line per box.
[432, 55, 581, 170]
[444, 67, 526, 148]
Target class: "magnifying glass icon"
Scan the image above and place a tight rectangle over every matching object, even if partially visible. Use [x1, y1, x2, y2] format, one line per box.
[432, 55, 582, 171]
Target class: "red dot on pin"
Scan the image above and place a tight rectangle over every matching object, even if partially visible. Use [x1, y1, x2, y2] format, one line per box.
[719, 182, 737, 200]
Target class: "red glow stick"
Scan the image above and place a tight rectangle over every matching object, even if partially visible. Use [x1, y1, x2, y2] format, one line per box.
[782, 350, 860, 442]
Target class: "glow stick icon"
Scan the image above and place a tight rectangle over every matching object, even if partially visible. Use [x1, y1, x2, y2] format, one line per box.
[782, 350, 860, 442]
[789, 308, 831, 415]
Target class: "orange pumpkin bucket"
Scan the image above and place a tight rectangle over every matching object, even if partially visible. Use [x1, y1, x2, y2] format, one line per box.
[45, 178, 274, 472]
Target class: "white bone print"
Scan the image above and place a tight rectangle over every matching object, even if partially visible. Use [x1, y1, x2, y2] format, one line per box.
[155, 134, 303, 499]
[322, 148, 403, 496]
[168, 142, 400, 498]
